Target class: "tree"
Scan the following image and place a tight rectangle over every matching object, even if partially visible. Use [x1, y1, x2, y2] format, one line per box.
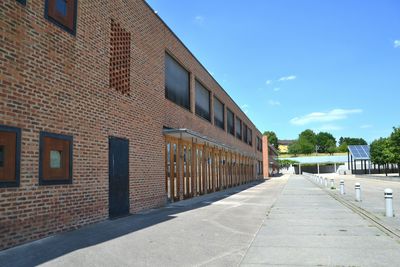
[316, 132, 336, 153]
[326, 139, 337, 155]
[298, 129, 316, 154]
[263, 131, 278, 149]
[370, 138, 392, 176]
[389, 126, 400, 176]
[288, 142, 301, 156]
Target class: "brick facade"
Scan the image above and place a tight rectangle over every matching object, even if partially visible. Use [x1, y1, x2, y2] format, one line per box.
[0, 0, 263, 250]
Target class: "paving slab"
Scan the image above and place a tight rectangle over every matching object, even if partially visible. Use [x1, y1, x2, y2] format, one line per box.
[240, 175, 400, 267]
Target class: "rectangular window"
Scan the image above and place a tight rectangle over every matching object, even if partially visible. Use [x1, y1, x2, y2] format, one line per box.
[110, 20, 131, 95]
[16, 0, 27, 5]
[195, 80, 210, 121]
[45, 0, 77, 35]
[165, 53, 190, 110]
[39, 132, 73, 185]
[235, 117, 242, 140]
[214, 97, 224, 129]
[0, 125, 21, 187]
[227, 108, 234, 136]
[243, 123, 248, 143]
[248, 128, 252, 146]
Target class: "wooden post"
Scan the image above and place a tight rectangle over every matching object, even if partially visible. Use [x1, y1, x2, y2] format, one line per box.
[191, 142, 196, 197]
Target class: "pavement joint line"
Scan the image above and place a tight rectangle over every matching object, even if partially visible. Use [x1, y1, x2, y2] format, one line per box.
[238, 175, 290, 266]
[303, 175, 400, 242]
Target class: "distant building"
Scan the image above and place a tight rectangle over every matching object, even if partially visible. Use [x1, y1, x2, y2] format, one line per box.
[278, 140, 295, 153]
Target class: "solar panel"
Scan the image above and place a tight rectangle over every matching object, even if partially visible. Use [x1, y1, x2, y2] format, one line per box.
[348, 145, 370, 160]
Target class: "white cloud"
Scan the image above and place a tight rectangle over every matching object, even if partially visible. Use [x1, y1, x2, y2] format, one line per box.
[268, 100, 281, 106]
[290, 108, 362, 125]
[394, 40, 400, 48]
[194, 15, 205, 25]
[265, 80, 272, 85]
[360, 124, 372, 129]
[273, 87, 281, 91]
[279, 75, 296, 81]
[241, 104, 249, 114]
[317, 124, 343, 131]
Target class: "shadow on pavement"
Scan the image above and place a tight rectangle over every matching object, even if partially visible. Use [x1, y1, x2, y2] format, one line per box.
[0, 180, 265, 267]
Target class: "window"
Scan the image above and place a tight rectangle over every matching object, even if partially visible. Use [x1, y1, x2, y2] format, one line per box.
[256, 136, 263, 152]
[235, 117, 242, 140]
[39, 132, 73, 185]
[45, 0, 78, 35]
[110, 20, 131, 95]
[195, 80, 210, 121]
[243, 123, 248, 143]
[0, 125, 21, 187]
[165, 53, 190, 110]
[227, 108, 234, 136]
[248, 128, 252, 146]
[16, 0, 26, 5]
[214, 97, 224, 129]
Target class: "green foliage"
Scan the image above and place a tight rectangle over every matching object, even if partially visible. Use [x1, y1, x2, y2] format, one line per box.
[263, 131, 278, 149]
[316, 132, 336, 153]
[370, 138, 391, 165]
[298, 129, 316, 154]
[278, 159, 298, 168]
[389, 127, 400, 164]
[288, 142, 301, 156]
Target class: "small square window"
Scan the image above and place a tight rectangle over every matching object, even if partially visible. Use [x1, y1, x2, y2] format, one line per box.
[45, 0, 78, 35]
[50, 150, 62, 169]
[39, 132, 73, 185]
[16, 0, 27, 5]
[0, 125, 21, 188]
[55, 0, 67, 17]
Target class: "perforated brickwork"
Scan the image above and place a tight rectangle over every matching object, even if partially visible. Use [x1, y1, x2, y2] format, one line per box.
[110, 20, 131, 95]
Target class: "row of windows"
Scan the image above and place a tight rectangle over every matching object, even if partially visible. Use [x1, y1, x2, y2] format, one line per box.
[16, 0, 78, 35]
[0, 125, 72, 188]
[165, 53, 255, 147]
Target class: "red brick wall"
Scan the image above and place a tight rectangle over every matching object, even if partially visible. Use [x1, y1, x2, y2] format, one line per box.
[0, 0, 263, 250]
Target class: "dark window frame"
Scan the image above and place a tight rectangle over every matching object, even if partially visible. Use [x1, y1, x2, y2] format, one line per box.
[0, 125, 21, 188]
[165, 52, 191, 111]
[243, 123, 248, 144]
[44, 0, 78, 36]
[227, 108, 235, 136]
[235, 117, 242, 140]
[16, 0, 26, 5]
[195, 79, 211, 122]
[213, 96, 225, 130]
[39, 131, 73, 185]
[248, 128, 252, 146]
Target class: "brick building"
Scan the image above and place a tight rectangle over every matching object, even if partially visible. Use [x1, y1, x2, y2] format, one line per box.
[0, 0, 264, 250]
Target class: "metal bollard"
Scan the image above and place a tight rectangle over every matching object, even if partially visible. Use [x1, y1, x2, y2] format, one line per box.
[324, 178, 328, 187]
[355, 183, 361, 202]
[330, 178, 334, 188]
[340, 180, 345, 195]
[384, 188, 393, 217]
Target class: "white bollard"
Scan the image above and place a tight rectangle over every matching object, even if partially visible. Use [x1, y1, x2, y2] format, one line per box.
[384, 188, 393, 217]
[320, 177, 323, 185]
[340, 180, 345, 195]
[355, 183, 361, 202]
[324, 178, 328, 187]
[330, 178, 334, 188]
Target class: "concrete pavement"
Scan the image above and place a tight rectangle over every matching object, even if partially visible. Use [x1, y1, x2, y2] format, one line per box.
[240, 175, 400, 266]
[1, 174, 400, 266]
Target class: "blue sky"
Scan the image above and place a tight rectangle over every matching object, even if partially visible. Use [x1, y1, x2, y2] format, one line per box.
[146, 0, 400, 143]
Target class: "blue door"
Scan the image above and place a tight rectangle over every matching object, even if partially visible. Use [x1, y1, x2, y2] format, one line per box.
[109, 137, 129, 218]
